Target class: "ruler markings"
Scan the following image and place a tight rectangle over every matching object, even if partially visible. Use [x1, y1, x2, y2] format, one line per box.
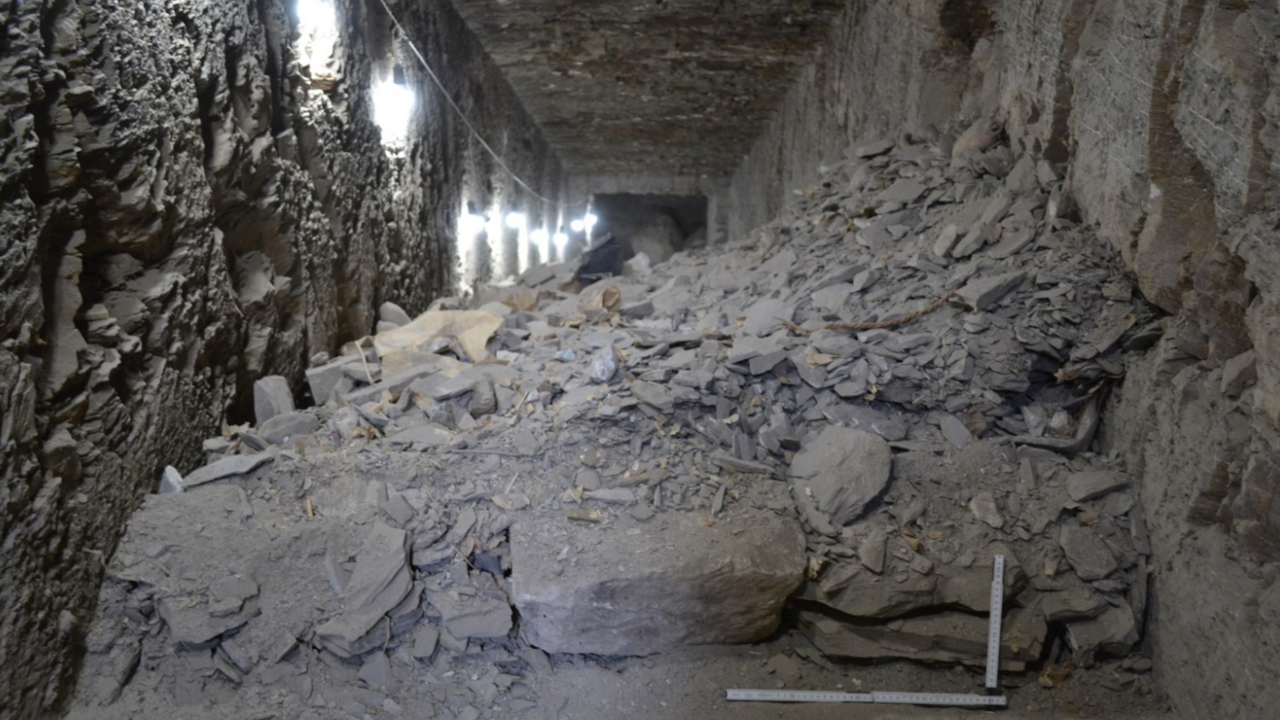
[986, 553, 1006, 691]
[726, 689, 1006, 707]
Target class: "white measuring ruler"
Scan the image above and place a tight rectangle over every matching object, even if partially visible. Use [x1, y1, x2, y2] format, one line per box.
[728, 554, 1008, 708]
[725, 689, 871, 703]
[986, 553, 1005, 691]
[726, 689, 1006, 708]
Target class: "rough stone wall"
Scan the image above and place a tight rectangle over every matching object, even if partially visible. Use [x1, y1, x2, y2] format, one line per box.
[401, 0, 571, 292]
[724, 0, 974, 239]
[0, 1, 563, 718]
[1072, 4, 1280, 719]
[722, 0, 1279, 717]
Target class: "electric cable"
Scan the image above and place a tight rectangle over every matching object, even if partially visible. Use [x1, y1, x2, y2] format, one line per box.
[373, 0, 573, 211]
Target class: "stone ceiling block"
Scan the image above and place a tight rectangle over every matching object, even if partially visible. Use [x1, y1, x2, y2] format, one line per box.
[445, 0, 848, 178]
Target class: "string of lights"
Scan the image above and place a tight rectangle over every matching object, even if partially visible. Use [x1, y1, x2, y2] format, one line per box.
[372, 0, 567, 211]
[299, 0, 598, 268]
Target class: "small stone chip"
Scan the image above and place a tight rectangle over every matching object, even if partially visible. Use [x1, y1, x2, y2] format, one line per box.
[411, 626, 440, 659]
[382, 494, 416, 525]
[358, 651, 391, 688]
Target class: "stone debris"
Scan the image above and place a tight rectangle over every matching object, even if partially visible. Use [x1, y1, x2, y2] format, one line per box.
[315, 523, 415, 658]
[183, 452, 273, 489]
[260, 410, 321, 445]
[158, 466, 184, 495]
[253, 375, 296, 425]
[373, 309, 503, 363]
[788, 426, 891, 526]
[425, 565, 513, 639]
[513, 508, 805, 655]
[70, 134, 1160, 718]
[801, 606, 1044, 671]
[1059, 524, 1120, 581]
[1066, 470, 1130, 503]
[969, 490, 1006, 528]
[1221, 349, 1257, 398]
[379, 301, 413, 328]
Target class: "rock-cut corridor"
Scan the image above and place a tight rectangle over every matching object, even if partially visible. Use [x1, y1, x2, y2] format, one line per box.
[2, 2, 1278, 720]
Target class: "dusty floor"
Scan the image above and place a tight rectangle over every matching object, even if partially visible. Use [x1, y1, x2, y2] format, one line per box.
[67, 446, 1167, 720]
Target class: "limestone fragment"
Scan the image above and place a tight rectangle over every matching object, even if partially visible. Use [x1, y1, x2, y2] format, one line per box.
[411, 625, 440, 659]
[583, 488, 636, 505]
[859, 527, 887, 574]
[315, 524, 414, 658]
[1059, 525, 1118, 581]
[159, 466, 184, 495]
[877, 178, 927, 205]
[1066, 470, 1130, 503]
[591, 346, 622, 384]
[358, 651, 391, 688]
[951, 118, 1003, 159]
[184, 453, 273, 489]
[800, 606, 1041, 670]
[513, 508, 805, 655]
[969, 491, 1005, 529]
[955, 271, 1026, 311]
[379, 301, 412, 327]
[630, 380, 673, 412]
[373, 310, 503, 363]
[788, 426, 892, 526]
[1221, 350, 1257, 398]
[933, 224, 960, 257]
[305, 355, 366, 405]
[939, 413, 973, 448]
[853, 137, 895, 157]
[259, 411, 320, 445]
[426, 570, 512, 639]
[385, 425, 453, 449]
[1065, 603, 1139, 661]
[253, 375, 295, 425]
[1043, 587, 1109, 622]
[742, 298, 793, 337]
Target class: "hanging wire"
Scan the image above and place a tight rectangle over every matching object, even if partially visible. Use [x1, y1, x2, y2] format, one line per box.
[372, 0, 568, 210]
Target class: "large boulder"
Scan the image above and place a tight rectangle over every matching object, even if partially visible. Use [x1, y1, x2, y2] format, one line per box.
[626, 213, 683, 264]
[512, 508, 805, 655]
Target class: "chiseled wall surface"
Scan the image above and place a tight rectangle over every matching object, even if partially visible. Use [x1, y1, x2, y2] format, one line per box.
[724, 1, 1280, 717]
[0, 1, 562, 717]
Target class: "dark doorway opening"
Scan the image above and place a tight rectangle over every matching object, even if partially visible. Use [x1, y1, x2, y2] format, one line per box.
[590, 193, 709, 265]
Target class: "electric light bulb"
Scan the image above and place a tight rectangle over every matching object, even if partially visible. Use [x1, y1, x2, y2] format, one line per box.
[372, 79, 415, 145]
[297, 0, 335, 37]
[459, 213, 486, 237]
[531, 229, 550, 260]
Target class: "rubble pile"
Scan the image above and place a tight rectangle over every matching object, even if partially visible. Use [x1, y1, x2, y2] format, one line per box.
[70, 126, 1162, 719]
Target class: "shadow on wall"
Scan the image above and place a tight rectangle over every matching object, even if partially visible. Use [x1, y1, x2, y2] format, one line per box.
[590, 193, 709, 265]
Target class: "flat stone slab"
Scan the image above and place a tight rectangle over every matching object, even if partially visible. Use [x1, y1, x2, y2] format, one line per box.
[800, 604, 1044, 671]
[253, 375, 295, 425]
[788, 426, 891, 526]
[956, 270, 1026, 311]
[1066, 470, 1129, 502]
[1059, 525, 1118, 581]
[512, 506, 805, 655]
[260, 410, 320, 445]
[184, 453, 273, 489]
